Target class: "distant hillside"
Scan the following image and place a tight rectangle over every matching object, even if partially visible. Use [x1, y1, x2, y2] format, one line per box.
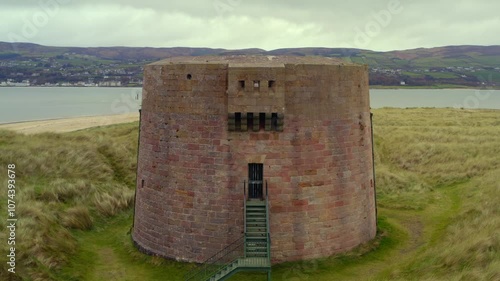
[1, 42, 499, 88]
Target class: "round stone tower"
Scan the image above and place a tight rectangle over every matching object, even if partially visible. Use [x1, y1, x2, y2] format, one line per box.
[132, 56, 376, 264]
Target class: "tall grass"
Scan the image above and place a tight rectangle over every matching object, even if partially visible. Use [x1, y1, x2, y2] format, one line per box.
[0, 123, 139, 281]
[373, 108, 500, 280]
[373, 108, 500, 209]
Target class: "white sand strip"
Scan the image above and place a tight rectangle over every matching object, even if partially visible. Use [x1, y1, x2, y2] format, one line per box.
[0, 113, 139, 134]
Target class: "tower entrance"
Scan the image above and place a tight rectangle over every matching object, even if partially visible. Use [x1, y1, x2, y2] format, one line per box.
[248, 163, 263, 199]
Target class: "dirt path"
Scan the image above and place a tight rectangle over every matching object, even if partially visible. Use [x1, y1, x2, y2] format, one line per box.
[0, 113, 139, 134]
[312, 184, 460, 281]
[321, 209, 426, 281]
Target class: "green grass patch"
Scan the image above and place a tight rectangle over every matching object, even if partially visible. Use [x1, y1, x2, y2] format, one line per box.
[55, 210, 191, 281]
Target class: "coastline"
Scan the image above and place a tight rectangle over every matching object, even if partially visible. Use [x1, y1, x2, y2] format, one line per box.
[0, 113, 139, 134]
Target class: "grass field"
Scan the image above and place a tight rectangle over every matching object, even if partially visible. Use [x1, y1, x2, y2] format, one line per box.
[0, 108, 499, 280]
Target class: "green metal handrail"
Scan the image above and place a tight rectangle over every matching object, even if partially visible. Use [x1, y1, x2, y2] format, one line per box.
[184, 236, 245, 281]
[265, 181, 271, 264]
[184, 179, 271, 281]
[244, 180, 247, 257]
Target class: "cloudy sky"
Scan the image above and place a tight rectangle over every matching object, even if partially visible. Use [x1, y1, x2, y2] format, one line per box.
[1, 0, 499, 51]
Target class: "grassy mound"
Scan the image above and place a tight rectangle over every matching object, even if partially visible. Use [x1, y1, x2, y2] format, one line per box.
[0, 123, 139, 280]
[373, 108, 500, 280]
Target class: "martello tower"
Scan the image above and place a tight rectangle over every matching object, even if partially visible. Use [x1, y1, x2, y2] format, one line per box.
[132, 56, 376, 271]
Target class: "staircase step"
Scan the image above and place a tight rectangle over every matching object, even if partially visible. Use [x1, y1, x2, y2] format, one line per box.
[246, 212, 265, 215]
[246, 229, 267, 234]
[246, 242, 267, 247]
[247, 244, 267, 249]
[247, 241, 267, 245]
[246, 201, 266, 206]
[238, 257, 270, 267]
[246, 253, 268, 258]
[246, 214, 266, 217]
[246, 250, 267, 253]
[246, 216, 266, 220]
[247, 221, 266, 224]
[246, 216, 266, 219]
[246, 210, 266, 213]
[247, 226, 266, 232]
[246, 245, 267, 248]
[246, 221, 266, 225]
[247, 234, 267, 238]
[247, 221, 266, 225]
[247, 225, 266, 229]
[246, 204, 266, 208]
[246, 249, 267, 253]
[246, 239, 267, 244]
[246, 220, 266, 224]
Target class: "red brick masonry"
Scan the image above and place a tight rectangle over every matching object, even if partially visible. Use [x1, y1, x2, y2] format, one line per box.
[132, 56, 376, 264]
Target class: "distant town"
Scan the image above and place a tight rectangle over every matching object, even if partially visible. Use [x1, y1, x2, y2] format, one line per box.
[0, 52, 145, 87]
[1, 42, 500, 89]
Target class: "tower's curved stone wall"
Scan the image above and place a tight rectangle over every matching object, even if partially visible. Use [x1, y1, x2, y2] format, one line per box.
[132, 56, 376, 263]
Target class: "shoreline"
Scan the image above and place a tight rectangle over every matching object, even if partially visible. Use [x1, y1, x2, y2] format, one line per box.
[0, 113, 139, 134]
[0, 113, 139, 126]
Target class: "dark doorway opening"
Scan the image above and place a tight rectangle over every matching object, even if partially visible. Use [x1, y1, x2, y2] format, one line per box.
[248, 163, 263, 199]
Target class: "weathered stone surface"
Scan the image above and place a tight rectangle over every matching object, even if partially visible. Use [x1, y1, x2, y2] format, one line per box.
[132, 56, 376, 264]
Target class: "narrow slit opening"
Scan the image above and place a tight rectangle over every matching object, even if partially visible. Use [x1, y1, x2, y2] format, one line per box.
[247, 112, 254, 131]
[271, 113, 278, 131]
[259, 113, 265, 131]
[235, 112, 242, 131]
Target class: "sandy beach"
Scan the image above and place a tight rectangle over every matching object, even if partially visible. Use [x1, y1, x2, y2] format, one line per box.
[0, 113, 140, 134]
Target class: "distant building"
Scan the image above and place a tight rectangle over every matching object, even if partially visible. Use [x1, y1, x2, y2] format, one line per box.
[98, 81, 122, 87]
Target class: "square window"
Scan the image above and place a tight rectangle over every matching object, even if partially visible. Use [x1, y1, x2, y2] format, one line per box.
[268, 80, 275, 88]
[253, 80, 260, 89]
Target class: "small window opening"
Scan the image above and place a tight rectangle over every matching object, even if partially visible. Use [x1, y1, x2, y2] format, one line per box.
[141, 179, 145, 188]
[247, 113, 254, 131]
[271, 113, 278, 130]
[268, 80, 275, 88]
[259, 113, 266, 130]
[235, 112, 242, 131]
[254, 80, 260, 90]
[239, 80, 245, 89]
[187, 74, 192, 80]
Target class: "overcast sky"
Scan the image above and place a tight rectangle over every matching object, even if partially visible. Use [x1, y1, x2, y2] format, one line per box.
[1, 0, 499, 51]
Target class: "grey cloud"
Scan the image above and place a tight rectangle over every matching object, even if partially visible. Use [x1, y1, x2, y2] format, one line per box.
[0, 0, 499, 50]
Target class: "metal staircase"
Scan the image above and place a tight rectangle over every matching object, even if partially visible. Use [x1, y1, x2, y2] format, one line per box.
[185, 182, 271, 281]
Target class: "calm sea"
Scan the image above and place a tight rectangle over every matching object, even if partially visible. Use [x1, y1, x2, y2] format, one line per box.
[0, 87, 142, 124]
[0, 87, 499, 124]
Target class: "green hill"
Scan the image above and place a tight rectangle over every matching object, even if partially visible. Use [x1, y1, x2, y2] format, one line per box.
[1, 42, 500, 87]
